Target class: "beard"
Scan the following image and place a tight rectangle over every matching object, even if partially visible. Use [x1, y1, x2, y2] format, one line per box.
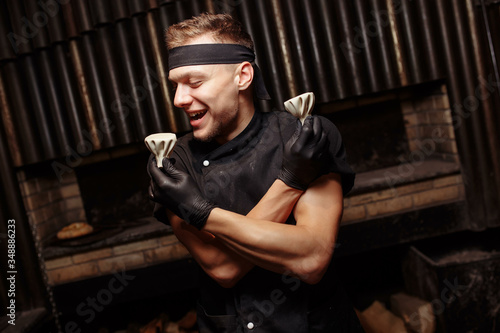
[193, 107, 239, 143]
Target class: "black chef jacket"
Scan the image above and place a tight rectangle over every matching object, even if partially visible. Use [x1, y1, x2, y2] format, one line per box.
[159, 110, 363, 332]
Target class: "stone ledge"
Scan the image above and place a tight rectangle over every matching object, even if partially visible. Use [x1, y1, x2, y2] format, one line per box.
[350, 159, 460, 196]
[43, 217, 170, 260]
[337, 201, 469, 256]
[45, 234, 189, 286]
[342, 172, 464, 224]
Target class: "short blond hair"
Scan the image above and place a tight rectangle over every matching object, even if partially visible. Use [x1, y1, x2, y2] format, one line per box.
[166, 13, 254, 51]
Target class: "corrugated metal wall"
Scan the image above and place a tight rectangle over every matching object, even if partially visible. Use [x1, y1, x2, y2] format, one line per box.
[0, 0, 499, 224]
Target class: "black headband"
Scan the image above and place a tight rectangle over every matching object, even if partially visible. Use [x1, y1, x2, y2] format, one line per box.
[168, 44, 271, 100]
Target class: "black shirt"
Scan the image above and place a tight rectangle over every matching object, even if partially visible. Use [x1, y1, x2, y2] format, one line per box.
[164, 110, 362, 332]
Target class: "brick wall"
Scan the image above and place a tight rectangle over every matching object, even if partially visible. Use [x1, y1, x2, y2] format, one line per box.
[17, 169, 87, 247]
[335, 84, 463, 223]
[401, 85, 459, 163]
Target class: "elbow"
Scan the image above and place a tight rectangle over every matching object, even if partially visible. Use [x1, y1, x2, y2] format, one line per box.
[303, 270, 327, 285]
[216, 276, 239, 289]
[294, 254, 331, 285]
[207, 265, 242, 288]
[300, 267, 328, 285]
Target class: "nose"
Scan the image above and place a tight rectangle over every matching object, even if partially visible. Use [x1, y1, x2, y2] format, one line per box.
[173, 85, 193, 109]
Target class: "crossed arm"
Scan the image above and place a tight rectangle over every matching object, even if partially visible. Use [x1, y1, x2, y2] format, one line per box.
[166, 173, 343, 287]
[150, 117, 344, 287]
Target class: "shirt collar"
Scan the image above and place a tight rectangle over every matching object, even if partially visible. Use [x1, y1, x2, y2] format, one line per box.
[189, 110, 264, 163]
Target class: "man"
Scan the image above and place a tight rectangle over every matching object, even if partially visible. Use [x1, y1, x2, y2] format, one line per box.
[148, 13, 363, 333]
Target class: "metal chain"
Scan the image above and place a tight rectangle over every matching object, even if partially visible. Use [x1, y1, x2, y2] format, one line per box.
[27, 215, 62, 332]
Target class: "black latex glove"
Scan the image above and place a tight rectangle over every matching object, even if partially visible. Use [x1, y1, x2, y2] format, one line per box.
[278, 116, 328, 191]
[148, 155, 216, 230]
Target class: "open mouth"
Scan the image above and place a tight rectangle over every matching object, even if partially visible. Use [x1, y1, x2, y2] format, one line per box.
[189, 111, 207, 121]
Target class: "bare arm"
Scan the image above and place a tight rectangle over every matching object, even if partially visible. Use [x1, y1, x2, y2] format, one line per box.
[203, 173, 343, 284]
[148, 117, 334, 286]
[167, 179, 303, 287]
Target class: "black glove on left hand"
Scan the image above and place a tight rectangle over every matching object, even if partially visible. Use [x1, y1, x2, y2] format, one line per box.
[148, 155, 216, 230]
[278, 116, 328, 191]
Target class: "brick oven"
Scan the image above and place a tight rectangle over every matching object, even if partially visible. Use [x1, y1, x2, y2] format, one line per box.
[17, 147, 190, 286]
[327, 82, 463, 228]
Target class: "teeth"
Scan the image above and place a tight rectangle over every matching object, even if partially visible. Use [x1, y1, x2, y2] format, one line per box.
[189, 111, 206, 118]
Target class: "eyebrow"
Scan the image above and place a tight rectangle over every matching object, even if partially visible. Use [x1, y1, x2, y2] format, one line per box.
[168, 69, 209, 82]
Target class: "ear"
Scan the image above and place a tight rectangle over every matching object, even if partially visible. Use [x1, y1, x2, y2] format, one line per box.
[236, 62, 254, 91]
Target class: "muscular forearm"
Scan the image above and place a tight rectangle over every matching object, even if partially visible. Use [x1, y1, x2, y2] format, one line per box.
[171, 179, 303, 287]
[203, 173, 343, 284]
[247, 179, 302, 221]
